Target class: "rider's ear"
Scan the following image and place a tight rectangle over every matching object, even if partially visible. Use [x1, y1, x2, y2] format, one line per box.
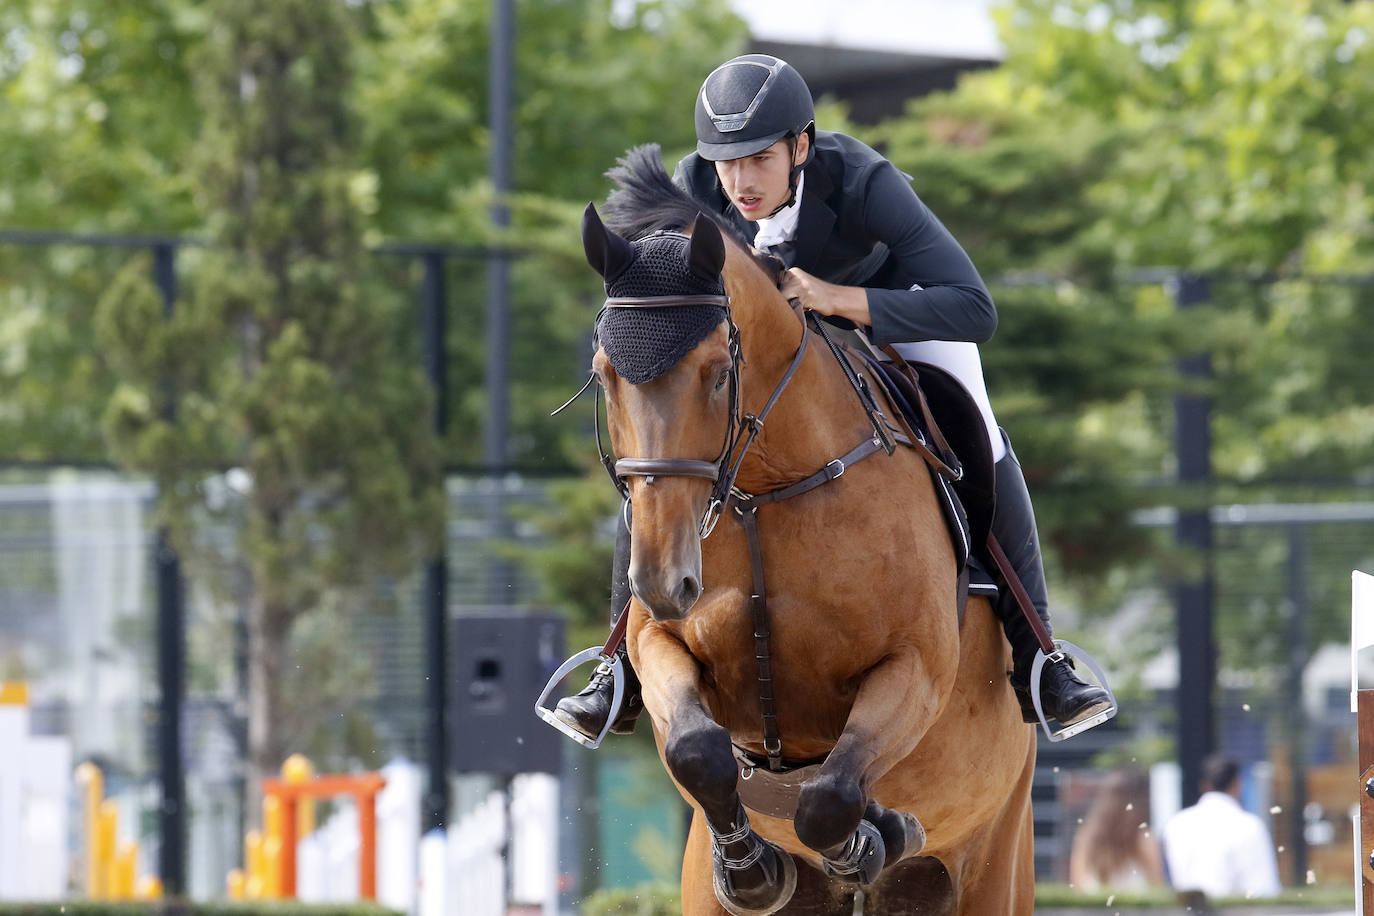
[582, 203, 634, 283]
[685, 213, 726, 280]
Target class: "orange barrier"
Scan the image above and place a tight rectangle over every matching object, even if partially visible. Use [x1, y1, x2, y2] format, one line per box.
[225, 756, 385, 902]
[260, 771, 387, 900]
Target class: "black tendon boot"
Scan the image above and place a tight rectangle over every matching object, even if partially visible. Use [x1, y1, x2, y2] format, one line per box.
[554, 509, 643, 740]
[991, 431, 1112, 727]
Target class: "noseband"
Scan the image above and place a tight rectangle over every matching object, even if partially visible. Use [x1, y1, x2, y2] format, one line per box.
[595, 292, 810, 539]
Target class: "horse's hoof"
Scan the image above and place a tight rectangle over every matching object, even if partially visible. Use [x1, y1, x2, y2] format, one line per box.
[712, 838, 798, 916]
[896, 812, 926, 862]
[821, 819, 885, 885]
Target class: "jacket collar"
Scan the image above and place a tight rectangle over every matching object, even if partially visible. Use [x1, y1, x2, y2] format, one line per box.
[791, 155, 836, 273]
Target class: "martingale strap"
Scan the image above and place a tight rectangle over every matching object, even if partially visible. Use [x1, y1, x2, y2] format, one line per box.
[734, 507, 779, 767]
[729, 432, 906, 771]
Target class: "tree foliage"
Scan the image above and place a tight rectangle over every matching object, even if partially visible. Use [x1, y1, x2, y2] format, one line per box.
[359, 0, 746, 468]
[95, 0, 443, 779]
[7, 0, 1374, 746]
[863, 0, 1374, 670]
[0, 0, 201, 462]
[0, 0, 748, 771]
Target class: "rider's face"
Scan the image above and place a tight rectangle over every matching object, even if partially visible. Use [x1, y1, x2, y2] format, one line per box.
[714, 134, 808, 221]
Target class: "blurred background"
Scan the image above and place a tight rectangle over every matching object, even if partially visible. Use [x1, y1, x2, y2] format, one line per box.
[1, 0, 1372, 913]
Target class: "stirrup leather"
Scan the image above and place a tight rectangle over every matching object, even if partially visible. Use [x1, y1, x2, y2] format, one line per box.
[1028, 639, 1118, 742]
[535, 646, 627, 749]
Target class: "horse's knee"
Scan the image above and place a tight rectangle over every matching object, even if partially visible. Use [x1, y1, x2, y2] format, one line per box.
[794, 773, 866, 853]
[665, 715, 736, 800]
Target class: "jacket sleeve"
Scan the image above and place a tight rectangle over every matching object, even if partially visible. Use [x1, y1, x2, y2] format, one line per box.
[859, 162, 998, 346]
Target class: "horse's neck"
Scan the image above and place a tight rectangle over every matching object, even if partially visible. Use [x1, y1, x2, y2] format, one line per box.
[726, 262, 877, 491]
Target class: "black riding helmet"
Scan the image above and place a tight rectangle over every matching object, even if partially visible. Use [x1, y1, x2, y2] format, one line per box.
[695, 54, 816, 215]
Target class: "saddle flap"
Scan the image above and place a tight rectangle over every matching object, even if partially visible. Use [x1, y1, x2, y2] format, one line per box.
[865, 357, 996, 553]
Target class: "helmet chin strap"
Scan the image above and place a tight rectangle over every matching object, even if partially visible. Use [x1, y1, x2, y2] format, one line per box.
[762, 129, 814, 219]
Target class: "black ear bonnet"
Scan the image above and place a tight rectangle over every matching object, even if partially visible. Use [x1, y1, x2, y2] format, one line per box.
[594, 230, 728, 384]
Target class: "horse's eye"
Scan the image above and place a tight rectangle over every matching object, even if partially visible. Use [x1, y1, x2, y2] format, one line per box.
[714, 369, 730, 391]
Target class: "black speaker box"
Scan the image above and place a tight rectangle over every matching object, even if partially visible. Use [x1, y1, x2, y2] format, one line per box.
[450, 613, 565, 774]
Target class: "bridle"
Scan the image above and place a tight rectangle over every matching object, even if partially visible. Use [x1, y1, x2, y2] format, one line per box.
[590, 292, 810, 539]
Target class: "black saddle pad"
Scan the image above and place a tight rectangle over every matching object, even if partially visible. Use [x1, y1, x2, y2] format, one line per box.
[864, 357, 996, 554]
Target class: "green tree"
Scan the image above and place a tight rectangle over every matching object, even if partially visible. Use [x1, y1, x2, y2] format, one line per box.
[0, 0, 202, 462]
[95, 0, 442, 782]
[866, 94, 1187, 577]
[359, 0, 748, 469]
[865, 0, 1374, 671]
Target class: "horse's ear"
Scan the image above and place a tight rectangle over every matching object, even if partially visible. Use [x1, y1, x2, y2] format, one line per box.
[582, 203, 634, 282]
[686, 213, 726, 280]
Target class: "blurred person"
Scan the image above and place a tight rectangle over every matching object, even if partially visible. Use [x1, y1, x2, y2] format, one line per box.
[1161, 754, 1281, 900]
[554, 53, 1113, 742]
[1068, 769, 1164, 892]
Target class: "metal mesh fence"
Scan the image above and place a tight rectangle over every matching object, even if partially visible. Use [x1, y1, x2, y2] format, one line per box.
[0, 469, 557, 897]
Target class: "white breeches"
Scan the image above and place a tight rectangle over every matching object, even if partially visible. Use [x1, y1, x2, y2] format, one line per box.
[891, 340, 1007, 463]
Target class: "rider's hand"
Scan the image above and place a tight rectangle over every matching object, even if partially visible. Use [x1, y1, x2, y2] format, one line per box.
[782, 268, 871, 326]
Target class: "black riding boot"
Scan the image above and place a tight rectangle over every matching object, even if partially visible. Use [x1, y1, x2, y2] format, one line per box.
[991, 431, 1112, 727]
[554, 507, 644, 740]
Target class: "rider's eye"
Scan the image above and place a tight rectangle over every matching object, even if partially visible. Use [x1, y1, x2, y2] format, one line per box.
[714, 369, 730, 391]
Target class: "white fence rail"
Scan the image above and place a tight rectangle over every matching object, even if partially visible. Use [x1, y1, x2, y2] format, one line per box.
[295, 760, 558, 916]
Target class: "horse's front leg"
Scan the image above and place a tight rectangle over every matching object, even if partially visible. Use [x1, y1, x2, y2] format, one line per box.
[793, 647, 948, 884]
[637, 625, 798, 916]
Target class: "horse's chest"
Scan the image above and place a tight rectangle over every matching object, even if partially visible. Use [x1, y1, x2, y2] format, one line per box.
[680, 590, 875, 705]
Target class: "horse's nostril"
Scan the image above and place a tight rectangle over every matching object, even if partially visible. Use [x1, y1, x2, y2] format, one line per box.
[680, 576, 701, 606]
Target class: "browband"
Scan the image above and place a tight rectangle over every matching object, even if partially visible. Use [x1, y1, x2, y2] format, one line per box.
[603, 295, 731, 309]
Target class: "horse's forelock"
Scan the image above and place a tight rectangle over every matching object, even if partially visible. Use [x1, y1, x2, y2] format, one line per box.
[602, 145, 752, 249]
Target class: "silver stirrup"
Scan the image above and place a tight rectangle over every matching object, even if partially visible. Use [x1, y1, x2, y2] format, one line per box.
[1028, 639, 1118, 742]
[534, 647, 627, 749]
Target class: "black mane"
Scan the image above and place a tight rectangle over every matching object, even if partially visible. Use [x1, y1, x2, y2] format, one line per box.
[601, 144, 752, 249]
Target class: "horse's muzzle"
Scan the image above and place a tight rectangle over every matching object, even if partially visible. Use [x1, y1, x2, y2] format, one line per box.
[629, 564, 703, 621]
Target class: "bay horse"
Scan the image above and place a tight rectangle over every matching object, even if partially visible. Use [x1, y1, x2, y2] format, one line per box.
[583, 146, 1036, 915]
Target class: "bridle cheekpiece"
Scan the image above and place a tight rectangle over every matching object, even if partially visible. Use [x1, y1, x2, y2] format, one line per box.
[595, 291, 745, 539]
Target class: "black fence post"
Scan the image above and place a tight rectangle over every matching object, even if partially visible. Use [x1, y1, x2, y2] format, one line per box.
[421, 250, 451, 832]
[152, 242, 187, 895]
[487, 0, 513, 477]
[1173, 273, 1214, 809]
[484, 0, 518, 609]
[1285, 522, 1309, 884]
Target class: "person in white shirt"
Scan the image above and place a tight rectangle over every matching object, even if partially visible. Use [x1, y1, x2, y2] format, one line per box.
[1161, 754, 1282, 900]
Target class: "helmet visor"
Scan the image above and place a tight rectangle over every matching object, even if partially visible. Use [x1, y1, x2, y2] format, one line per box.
[696, 128, 790, 162]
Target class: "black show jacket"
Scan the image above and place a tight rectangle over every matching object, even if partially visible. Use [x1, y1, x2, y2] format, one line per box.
[674, 130, 997, 345]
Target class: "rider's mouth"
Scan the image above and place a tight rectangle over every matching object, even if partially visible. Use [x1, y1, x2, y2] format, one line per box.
[736, 195, 764, 213]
